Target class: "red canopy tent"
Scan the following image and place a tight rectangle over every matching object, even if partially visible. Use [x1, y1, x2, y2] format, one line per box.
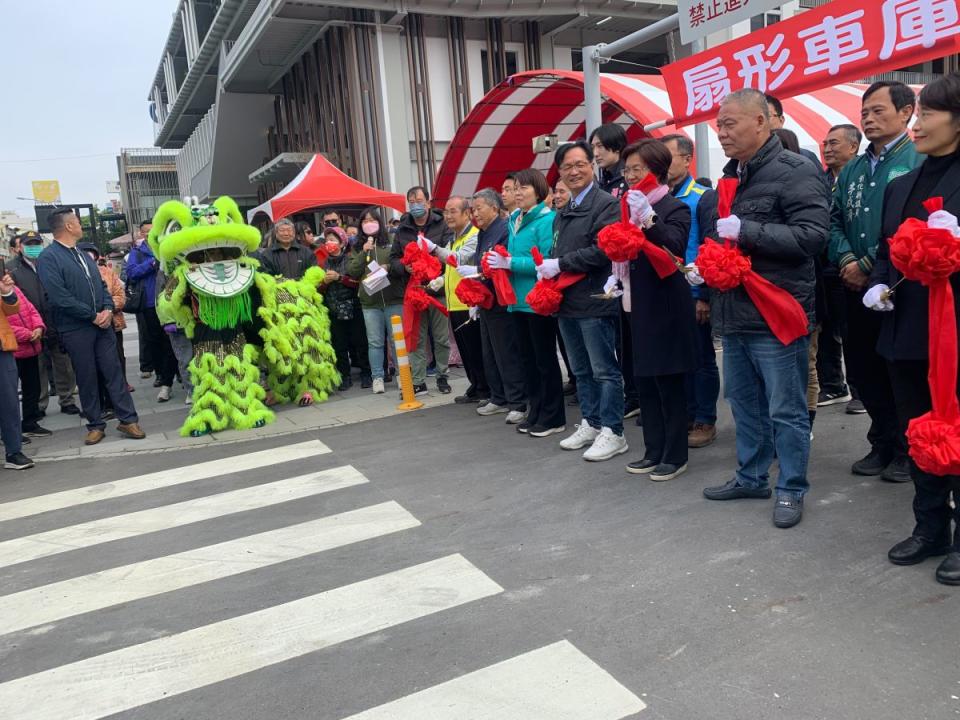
[246, 154, 406, 222]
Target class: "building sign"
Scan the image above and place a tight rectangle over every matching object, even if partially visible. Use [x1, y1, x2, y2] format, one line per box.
[106, 181, 121, 194]
[31, 180, 61, 204]
[663, 0, 960, 126]
[678, 0, 783, 45]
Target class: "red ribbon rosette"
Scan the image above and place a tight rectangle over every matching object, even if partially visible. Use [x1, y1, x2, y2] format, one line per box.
[887, 197, 960, 476]
[401, 236, 447, 349]
[401, 239, 442, 282]
[455, 279, 494, 310]
[481, 244, 517, 305]
[596, 173, 678, 279]
[695, 177, 808, 346]
[525, 247, 586, 316]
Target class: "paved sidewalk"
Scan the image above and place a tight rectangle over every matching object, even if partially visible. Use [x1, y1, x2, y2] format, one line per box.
[28, 321, 468, 461]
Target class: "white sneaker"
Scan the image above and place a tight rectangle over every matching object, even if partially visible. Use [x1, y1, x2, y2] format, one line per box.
[582, 426, 628, 462]
[505, 410, 527, 424]
[184, 395, 192, 406]
[559, 423, 599, 450]
[157, 386, 171, 402]
[477, 402, 508, 416]
[372, 378, 385, 394]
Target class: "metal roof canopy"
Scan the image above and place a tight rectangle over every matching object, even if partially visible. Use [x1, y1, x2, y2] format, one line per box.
[248, 152, 317, 184]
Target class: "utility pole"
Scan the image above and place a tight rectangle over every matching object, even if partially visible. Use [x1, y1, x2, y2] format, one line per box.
[582, 13, 710, 179]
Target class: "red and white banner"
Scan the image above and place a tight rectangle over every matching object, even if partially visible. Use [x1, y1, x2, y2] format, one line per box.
[662, 0, 960, 126]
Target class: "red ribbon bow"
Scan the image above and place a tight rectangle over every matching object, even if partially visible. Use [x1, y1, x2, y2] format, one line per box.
[596, 174, 678, 279]
[889, 197, 960, 476]
[525, 247, 586, 315]
[401, 240, 447, 349]
[695, 177, 809, 346]
[481, 244, 517, 306]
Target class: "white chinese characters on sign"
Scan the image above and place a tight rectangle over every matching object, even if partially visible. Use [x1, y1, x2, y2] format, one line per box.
[682, 57, 732, 116]
[880, 0, 960, 59]
[733, 33, 795, 92]
[799, 10, 870, 75]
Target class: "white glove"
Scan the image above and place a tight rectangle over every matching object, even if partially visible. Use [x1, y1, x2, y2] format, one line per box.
[485, 252, 511, 270]
[928, 209, 960, 236]
[716, 215, 742, 241]
[602, 275, 624, 297]
[419, 235, 438, 253]
[427, 276, 445, 292]
[685, 263, 704, 286]
[457, 264, 478, 277]
[537, 258, 561, 280]
[468, 306, 479, 321]
[863, 284, 894, 312]
[626, 190, 654, 225]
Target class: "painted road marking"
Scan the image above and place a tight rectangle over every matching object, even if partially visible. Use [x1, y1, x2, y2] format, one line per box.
[0, 554, 503, 720]
[0, 440, 332, 522]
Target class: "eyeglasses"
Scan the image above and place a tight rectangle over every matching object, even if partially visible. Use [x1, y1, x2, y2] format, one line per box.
[559, 161, 592, 172]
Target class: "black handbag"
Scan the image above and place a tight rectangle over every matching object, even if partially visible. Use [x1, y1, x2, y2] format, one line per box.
[123, 279, 145, 314]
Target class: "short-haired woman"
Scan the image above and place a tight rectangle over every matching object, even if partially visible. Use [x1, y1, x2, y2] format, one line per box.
[622, 139, 698, 482]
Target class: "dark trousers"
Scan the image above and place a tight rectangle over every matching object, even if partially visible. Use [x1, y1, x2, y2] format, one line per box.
[887, 358, 960, 547]
[686, 319, 720, 425]
[136, 312, 152, 372]
[637, 372, 688, 466]
[16, 355, 42, 429]
[618, 310, 639, 406]
[513, 312, 566, 429]
[450, 310, 488, 399]
[331, 315, 370, 380]
[842, 288, 903, 459]
[141, 306, 178, 387]
[99, 331, 127, 411]
[0, 352, 21, 457]
[817, 272, 848, 395]
[479, 307, 525, 410]
[60, 325, 138, 431]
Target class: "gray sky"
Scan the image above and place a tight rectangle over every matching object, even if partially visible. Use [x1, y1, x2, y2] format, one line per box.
[0, 1, 176, 220]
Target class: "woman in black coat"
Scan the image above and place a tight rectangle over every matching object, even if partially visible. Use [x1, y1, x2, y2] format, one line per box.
[868, 73, 960, 586]
[621, 139, 697, 481]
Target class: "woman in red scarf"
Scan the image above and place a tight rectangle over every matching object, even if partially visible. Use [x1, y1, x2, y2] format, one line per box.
[869, 74, 960, 586]
[621, 139, 698, 482]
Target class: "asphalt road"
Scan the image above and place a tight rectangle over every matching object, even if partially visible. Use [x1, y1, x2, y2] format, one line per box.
[0, 400, 957, 719]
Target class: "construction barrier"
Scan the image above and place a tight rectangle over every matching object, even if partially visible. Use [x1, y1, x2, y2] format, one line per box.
[392, 314, 424, 411]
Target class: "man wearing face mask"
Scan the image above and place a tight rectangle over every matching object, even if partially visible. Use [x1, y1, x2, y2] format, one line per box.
[390, 186, 454, 395]
[8, 231, 79, 416]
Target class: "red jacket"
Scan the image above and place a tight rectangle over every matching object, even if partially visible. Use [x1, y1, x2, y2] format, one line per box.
[7, 286, 45, 359]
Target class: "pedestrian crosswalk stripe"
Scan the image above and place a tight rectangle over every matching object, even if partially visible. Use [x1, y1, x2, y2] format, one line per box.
[340, 640, 646, 719]
[0, 554, 503, 720]
[0, 466, 367, 569]
[0, 501, 420, 636]
[0, 440, 332, 523]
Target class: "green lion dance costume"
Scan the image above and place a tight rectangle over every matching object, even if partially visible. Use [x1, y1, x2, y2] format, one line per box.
[151, 196, 340, 437]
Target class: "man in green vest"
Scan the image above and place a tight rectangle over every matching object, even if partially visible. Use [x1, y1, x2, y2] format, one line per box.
[829, 81, 922, 484]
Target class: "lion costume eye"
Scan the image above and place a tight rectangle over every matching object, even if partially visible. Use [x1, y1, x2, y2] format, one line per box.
[165, 220, 181, 236]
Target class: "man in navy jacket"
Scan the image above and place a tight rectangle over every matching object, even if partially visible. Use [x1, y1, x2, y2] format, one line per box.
[37, 209, 145, 446]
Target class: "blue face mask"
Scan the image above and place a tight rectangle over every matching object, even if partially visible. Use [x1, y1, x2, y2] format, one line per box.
[409, 203, 427, 219]
[23, 245, 43, 259]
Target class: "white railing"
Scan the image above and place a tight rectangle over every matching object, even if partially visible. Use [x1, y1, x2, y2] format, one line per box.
[175, 103, 217, 199]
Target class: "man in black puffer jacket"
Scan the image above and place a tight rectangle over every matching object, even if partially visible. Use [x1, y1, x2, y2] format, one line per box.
[697, 89, 829, 530]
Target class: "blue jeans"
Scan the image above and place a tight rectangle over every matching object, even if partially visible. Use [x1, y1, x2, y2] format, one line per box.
[558, 316, 624, 435]
[362, 305, 403, 380]
[723, 332, 811, 496]
[0, 351, 22, 457]
[686, 320, 720, 425]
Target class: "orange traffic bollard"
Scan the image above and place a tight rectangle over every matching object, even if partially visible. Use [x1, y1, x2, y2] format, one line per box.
[392, 314, 424, 411]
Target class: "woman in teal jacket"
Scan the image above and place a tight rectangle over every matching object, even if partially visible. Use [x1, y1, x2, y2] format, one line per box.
[491, 168, 565, 436]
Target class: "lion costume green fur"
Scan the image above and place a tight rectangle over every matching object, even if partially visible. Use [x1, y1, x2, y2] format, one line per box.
[150, 196, 339, 436]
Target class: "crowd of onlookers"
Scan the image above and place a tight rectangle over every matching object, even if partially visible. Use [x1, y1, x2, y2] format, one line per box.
[3, 75, 960, 584]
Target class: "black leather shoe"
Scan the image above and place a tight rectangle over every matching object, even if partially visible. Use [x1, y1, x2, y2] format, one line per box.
[935, 552, 960, 585]
[703, 479, 772, 500]
[888, 536, 951, 565]
[454, 394, 477, 404]
[773, 493, 803, 528]
[881, 455, 912, 483]
[60, 403, 81, 415]
[626, 458, 658, 475]
[851, 448, 890, 476]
